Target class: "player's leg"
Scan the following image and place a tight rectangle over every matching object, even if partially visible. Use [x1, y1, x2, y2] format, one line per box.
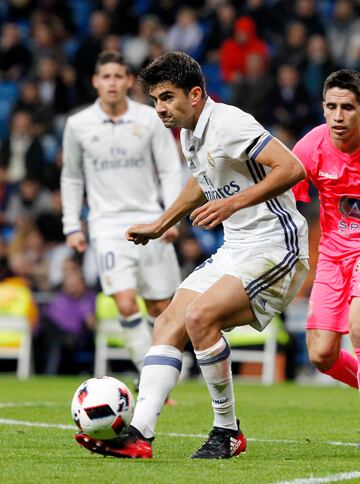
[348, 258, 360, 388]
[94, 236, 152, 374]
[183, 249, 307, 458]
[129, 288, 195, 439]
[184, 274, 252, 459]
[112, 289, 152, 374]
[76, 288, 196, 458]
[306, 258, 358, 388]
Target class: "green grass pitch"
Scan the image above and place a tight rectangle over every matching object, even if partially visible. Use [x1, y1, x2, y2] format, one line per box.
[0, 376, 359, 484]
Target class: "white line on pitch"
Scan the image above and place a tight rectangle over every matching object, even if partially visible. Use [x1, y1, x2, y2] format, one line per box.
[276, 471, 360, 483]
[0, 419, 74, 430]
[0, 402, 58, 408]
[0, 419, 359, 449]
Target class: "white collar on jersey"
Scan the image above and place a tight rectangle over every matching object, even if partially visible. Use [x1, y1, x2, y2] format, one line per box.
[93, 97, 135, 124]
[192, 96, 216, 140]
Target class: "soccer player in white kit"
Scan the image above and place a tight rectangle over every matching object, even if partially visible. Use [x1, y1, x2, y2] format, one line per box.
[75, 52, 309, 459]
[61, 51, 182, 379]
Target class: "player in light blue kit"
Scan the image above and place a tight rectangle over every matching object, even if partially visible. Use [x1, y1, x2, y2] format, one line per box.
[61, 51, 182, 379]
[75, 52, 309, 459]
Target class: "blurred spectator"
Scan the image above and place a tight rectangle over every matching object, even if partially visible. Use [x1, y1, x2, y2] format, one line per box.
[292, 0, 325, 36]
[10, 226, 50, 292]
[177, 235, 205, 279]
[230, 52, 274, 125]
[37, 0, 75, 36]
[0, 111, 45, 184]
[12, 79, 52, 130]
[219, 16, 269, 83]
[29, 19, 62, 61]
[7, 0, 37, 21]
[35, 57, 77, 117]
[0, 255, 38, 329]
[241, 0, 274, 43]
[0, 166, 14, 232]
[268, 64, 313, 138]
[0, 23, 32, 81]
[36, 189, 64, 243]
[326, 0, 358, 66]
[205, 1, 237, 54]
[123, 14, 163, 72]
[102, 33, 122, 53]
[98, 0, 138, 36]
[8, 220, 72, 292]
[344, 19, 360, 69]
[274, 20, 308, 71]
[41, 269, 96, 374]
[303, 34, 335, 121]
[74, 10, 110, 102]
[4, 177, 53, 227]
[149, 0, 179, 27]
[164, 6, 204, 60]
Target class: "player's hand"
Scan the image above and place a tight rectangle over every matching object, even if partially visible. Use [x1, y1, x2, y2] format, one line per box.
[66, 231, 88, 253]
[126, 222, 163, 246]
[160, 226, 179, 243]
[190, 199, 234, 230]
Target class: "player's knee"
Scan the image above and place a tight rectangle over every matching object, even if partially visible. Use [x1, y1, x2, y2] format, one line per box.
[350, 324, 360, 347]
[116, 299, 139, 317]
[153, 311, 187, 348]
[184, 303, 212, 337]
[308, 346, 337, 371]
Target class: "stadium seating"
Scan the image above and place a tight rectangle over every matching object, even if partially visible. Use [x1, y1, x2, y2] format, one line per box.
[0, 315, 32, 379]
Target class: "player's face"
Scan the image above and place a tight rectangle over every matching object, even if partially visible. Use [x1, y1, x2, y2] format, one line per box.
[323, 87, 360, 145]
[92, 62, 133, 105]
[149, 82, 199, 129]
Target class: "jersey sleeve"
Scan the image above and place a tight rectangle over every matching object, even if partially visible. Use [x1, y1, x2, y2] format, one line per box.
[149, 114, 182, 209]
[220, 109, 270, 162]
[61, 118, 85, 235]
[291, 138, 312, 203]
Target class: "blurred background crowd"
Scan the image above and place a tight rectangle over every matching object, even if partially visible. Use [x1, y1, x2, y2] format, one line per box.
[0, 0, 357, 378]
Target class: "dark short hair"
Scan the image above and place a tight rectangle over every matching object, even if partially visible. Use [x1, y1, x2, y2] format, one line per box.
[95, 50, 130, 74]
[139, 51, 207, 97]
[323, 69, 360, 103]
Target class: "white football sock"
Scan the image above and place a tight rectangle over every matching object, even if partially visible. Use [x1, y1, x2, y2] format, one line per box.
[131, 345, 182, 439]
[195, 336, 237, 430]
[119, 313, 152, 373]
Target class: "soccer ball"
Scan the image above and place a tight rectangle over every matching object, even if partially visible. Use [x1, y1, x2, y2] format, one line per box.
[71, 376, 134, 439]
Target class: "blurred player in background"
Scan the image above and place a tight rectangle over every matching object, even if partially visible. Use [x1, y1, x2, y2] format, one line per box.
[292, 69, 360, 389]
[61, 50, 182, 380]
[75, 52, 309, 459]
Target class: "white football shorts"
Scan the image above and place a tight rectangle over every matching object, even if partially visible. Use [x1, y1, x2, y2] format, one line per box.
[178, 245, 309, 331]
[92, 236, 181, 300]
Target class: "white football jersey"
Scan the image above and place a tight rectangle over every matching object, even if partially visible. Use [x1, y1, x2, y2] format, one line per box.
[61, 98, 182, 238]
[180, 98, 308, 258]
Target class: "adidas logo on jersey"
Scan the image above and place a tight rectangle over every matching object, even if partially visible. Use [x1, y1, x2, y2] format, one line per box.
[229, 437, 241, 456]
[90, 135, 100, 142]
[258, 297, 267, 310]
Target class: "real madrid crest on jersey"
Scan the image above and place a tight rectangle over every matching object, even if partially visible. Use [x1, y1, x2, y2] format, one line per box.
[207, 151, 215, 170]
[132, 125, 142, 138]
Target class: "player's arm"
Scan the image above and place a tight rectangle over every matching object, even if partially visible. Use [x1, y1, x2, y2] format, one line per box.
[127, 176, 206, 245]
[149, 114, 183, 243]
[291, 138, 311, 203]
[191, 137, 305, 229]
[61, 120, 87, 253]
